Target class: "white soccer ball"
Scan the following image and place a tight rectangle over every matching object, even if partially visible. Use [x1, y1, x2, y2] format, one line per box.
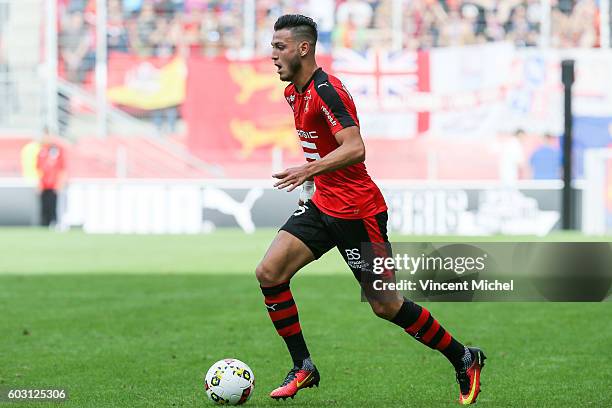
[204, 358, 255, 405]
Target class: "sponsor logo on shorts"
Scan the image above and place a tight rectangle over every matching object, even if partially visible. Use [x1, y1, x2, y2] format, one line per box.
[345, 248, 367, 270]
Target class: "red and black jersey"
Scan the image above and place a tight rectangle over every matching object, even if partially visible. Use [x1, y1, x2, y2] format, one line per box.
[284, 68, 387, 219]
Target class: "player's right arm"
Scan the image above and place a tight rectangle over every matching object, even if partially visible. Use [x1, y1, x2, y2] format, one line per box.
[299, 78, 366, 177]
[274, 79, 365, 192]
[302, 125, 365, 176]
[272, 126, 365, 191]
[294, 126, 365, 203]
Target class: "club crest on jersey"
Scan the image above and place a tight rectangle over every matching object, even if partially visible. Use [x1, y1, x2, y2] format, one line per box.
[286, 94, 296, 111]
[304, 90, 312, 113]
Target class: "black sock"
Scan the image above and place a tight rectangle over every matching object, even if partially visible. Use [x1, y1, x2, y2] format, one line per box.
[390, 299, 467, 370]
[284, 332, 310, 367]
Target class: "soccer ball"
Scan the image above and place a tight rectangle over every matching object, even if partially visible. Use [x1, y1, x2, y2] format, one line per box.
[204, 358, 255, 405]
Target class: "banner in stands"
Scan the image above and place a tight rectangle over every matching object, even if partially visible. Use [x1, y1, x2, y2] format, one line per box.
[331, 48, 430, 137]
[184, 57, 294, 154]
[56, 180, 577, 236]
[184, 50, 428, 166]
[183, 57, 326, 177]
[425, 42, 515, 138]
[181, 46, 612, 181]
[107, 53, 186, 110]
[425, 45, 612, 137]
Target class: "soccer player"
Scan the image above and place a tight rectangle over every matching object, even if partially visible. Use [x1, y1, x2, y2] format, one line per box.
[256, 14, 486, 405]
[36, 128, 66, 227]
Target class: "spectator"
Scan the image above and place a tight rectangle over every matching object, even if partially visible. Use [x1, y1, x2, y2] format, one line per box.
[123, 0, 144, 16]
[171, 0, 185, 14]
[217, 5, 244, 54]
[439, 7, 476, 46]
[483, 9, 505, 42]
[155, 0, 180, 17]
[337, 0, 374, 28]
[308, 0, 335, 52]
[66, 0, 88, 13]
[184, 0, 207, 13]
[472, 4, 488, 41]
[551, 6, 572, 47]
[551, 0, 599, 48]
[571, 0, 598, 47]
[255, 4, 281, 56]
[335, 0, 377, 50]
[403, 0, 446, 49]
[59, 0, 612, 63]
[333, 12, 371, 51]
[367, 1, 391, 48]
[182, 7, 205, 55]
[198, 4, 244, 58]
[131, 0, 158, 56]
[108, 0, 130, 53]
[59, 11, 95, 83]
[530, 133, 561, 179]
[36, 129, 67, 227]
[254, 0, 316, 55]
[149, 16, 180, 57]
[504, 4, 538, 47]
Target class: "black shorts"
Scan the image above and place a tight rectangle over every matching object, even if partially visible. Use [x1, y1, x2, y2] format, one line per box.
[280, 200, 394, 286]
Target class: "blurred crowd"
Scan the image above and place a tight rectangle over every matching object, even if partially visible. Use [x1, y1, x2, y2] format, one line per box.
[54, 0, 606, 136]
[58, 0, 605, 77]
[402, 0, 600, 49]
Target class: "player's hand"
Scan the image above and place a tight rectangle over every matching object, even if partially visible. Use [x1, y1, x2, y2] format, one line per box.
[272, 165, 311, 192]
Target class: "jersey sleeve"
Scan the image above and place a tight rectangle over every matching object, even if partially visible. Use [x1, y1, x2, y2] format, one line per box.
[316, 81, 359, 135]
[284, 84, 295, 110]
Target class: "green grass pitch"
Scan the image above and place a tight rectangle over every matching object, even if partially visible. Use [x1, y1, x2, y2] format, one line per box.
[1, 228, 611, 407]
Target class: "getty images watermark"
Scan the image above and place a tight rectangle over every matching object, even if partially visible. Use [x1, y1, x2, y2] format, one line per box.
[371, 252, 514, 292]
[357, 242, 612, 302]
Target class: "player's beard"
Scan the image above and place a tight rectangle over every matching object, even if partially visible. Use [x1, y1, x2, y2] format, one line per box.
[283, 54, 302, 82]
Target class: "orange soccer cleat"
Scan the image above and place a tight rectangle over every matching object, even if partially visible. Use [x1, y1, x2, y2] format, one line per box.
[456, 347, 487, 405]
[270, 366, 320, 400]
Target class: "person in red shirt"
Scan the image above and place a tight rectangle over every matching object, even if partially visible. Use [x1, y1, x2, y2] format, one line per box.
[256, 15, 485, 404]
[36, 129, 66, 227]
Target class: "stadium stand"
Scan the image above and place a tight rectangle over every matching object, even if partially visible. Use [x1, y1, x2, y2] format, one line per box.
[1, 0, 610, 181]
